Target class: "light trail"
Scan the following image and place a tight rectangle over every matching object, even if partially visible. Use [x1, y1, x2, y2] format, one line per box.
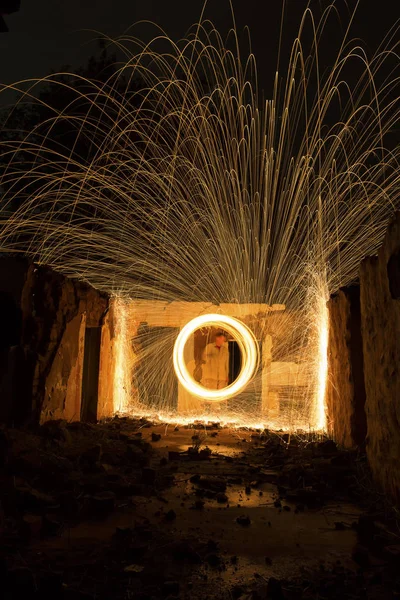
[0, 2, 399, 430]
[173, 314, 259, 401]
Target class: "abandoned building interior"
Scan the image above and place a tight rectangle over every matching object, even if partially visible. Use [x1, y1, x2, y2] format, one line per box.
[0, 213, 399, 599]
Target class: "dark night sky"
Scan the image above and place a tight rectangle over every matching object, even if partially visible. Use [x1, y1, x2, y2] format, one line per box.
[0, 0, 399, 97]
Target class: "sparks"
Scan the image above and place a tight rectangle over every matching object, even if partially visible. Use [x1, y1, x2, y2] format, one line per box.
[0, 3, 399, 431]
[173, 314, 259, 402]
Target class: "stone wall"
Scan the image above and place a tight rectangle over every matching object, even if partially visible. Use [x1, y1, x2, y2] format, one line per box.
[360, 213, 400, 504]
[326, 286, 366, 449]
[0, 258, 109, 425]
[97, 299, 137, 421]
[121, 300, 289, 417]
[326, 212, 400, 504]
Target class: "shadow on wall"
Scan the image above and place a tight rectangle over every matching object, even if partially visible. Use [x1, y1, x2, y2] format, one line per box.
[0, 298, 35, 425]
[0, 290, 22, 349]
[0, 0, 21, 33]
[387, 249, 400, 299]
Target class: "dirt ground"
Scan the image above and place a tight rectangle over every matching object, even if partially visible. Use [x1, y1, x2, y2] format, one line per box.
[1, 417, 400, 599]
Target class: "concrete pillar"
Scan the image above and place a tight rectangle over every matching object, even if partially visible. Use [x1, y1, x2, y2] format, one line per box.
[261, 334, 278, 418]
[325, 286, 366, 449]
[99, 299, 138, 417]
[64, 312, 86, 422]
[360, 212, 400, 504]
[177, 331, 204, 413]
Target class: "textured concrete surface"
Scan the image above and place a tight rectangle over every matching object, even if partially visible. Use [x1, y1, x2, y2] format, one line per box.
[0, 258, 108, 425]
[360, 212, 400, 504]
[326, 286, 366, 449]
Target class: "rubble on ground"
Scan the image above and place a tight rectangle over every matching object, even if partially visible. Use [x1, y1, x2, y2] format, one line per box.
[1, 418, 399, 599]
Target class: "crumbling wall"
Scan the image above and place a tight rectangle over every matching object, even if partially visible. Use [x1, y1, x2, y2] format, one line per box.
[42, 312, 86, 422]
[0, 258, 108, 425]
[360, 213, 400, 504]
[326, 212, 400, 504]
[34, 268, 108, 423]
[326, 286, 366, 449]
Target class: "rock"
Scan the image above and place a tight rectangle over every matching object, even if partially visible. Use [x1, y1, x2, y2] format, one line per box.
[216, 492, 228, 503]
[162, 581, 180, 595]
[206, 553, 221, 567]
[126, 445, 146, 464]
[6, 567, 36, 595]
[21, 514, 43, 539]
[165, 509, 176, 522]
[79, 444, 102, 467]
[113, 481, 143, 497]
[357, 514, 377, 544]
[236, 515, 251, 526]
[286, 488, 322, 507]
[334, 521, 349, 530]
[42, 514, 62, 536]
[134, 524, 153, 540]
[384, 545, 400, 564]
[191, 500, 205, 510]
[67, 421, 92, 433]
[280, 464, 304, 488]
[231, 585, 245, 599]
[352, 544, 370, 568]
[79, 473, 106, 495]
[16, 485, 56, 511]
[151, 433, 161, 442]
[37, 572, 64, 597]
[228, 476, 243, 485]
[141, 467, 157, 485]
[57, 490, 80, 516]
[124, 564, 144, 574]
[207, 539, 219, 552]
[115, 526, 134, 544]
[39, 419, 70, 440]
[197, 476, 227, 493]
[168, 451, 181, 461]
[87, 491, 116, 517]
[330, 452, 353, 466]
[266, 577, 284, 599]
[199, 447, 212, 458]
[12, 450, 73, 483]
[187, 447, 202, 459]
[170, 541, 202, 563]
[317, 440, 338, 456]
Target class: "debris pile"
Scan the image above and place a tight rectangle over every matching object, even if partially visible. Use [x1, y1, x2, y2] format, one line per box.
[0, 419, 399, 599]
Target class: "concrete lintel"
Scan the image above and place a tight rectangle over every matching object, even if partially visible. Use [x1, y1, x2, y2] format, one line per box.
[125, 300, 285, 328]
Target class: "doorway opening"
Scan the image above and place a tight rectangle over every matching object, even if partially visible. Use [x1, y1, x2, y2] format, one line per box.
[81, 326, 102, 422]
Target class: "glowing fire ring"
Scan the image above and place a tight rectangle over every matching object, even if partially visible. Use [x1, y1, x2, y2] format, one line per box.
[173, 314, 259, 402]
